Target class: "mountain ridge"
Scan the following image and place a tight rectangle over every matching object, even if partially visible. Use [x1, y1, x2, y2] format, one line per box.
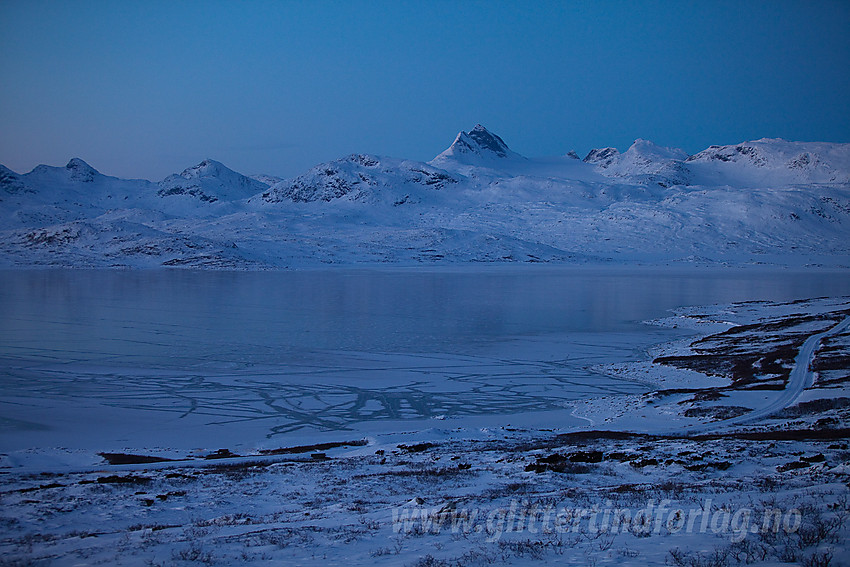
[5, 129, 849, 190]
[2, 126, 849, 269]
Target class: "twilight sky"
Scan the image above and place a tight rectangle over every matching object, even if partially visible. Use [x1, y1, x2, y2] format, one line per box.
[1, 0, 848, 181]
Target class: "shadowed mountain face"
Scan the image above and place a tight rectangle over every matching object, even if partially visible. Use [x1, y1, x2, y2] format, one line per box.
[464, 124, 511, 157]
[431, 124, 526, 166]
[583, 147, 619, 166]
[64, 158, 99, 183]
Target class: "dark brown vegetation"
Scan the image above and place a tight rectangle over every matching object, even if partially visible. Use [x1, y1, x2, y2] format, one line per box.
[654, 311, 850, 391]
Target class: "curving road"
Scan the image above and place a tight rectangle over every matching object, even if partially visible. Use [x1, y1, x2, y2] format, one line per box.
[679, 315, 850, 436]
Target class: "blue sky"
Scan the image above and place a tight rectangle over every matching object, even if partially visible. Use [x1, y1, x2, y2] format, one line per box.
[1, 0, 848, 180]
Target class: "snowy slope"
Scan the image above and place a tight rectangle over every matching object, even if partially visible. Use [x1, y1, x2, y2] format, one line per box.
[0, 159, 157, 229]
[0, 164, 31, 196]
[584, 138, 850, 188]
[20, 158, 154, 203]
[0, 158, 270, 230]
[685, 138, 850, 186]
[1, 127, 849, 269]
[585, 139, 691, 187]
[429, 124, 604, 183]
[249, 173, 284, 186]
[0, 213, 251, 269]
[258, 154, 458, 205]
[157, 159, 269, 204]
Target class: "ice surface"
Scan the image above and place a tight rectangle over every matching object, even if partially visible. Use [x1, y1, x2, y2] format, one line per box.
[2, 267, 849, 464]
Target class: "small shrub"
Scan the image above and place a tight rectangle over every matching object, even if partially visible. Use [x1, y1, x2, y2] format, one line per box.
[525, 454, 591, 474]
[172, 543, 214, 564]
[667, 547, 730, 567]
[411, 555, 449, 567]
[802, 550, 834, 567]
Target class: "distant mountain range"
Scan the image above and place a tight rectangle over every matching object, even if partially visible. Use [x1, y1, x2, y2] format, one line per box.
[2, 125, 849, 268]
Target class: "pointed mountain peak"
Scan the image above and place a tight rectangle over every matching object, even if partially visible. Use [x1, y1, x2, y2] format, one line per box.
[433, 124, 522, 165]
[65, 158, 100, 182]
[464, 124, 511, 158]
[65, 158, 95, 171]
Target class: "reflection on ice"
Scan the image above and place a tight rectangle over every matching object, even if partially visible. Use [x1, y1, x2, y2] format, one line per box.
[1, 267, 849, 452]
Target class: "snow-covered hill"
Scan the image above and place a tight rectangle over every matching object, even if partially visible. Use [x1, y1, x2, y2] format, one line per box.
[258, 154, 457, 205]
[685, 139, 850, 186]
[431, 123, 525, 166]
[0, 164, 30, 196]
[585, 139, 691, 187]
[0, 159, 157, 229]
[17, 158, 154, 203]
[157, 159, 269, 204]
[1, 127, 849, 269]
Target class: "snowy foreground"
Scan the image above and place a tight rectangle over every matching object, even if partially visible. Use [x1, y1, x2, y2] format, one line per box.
[2, 296, 849, 566]
[2, 126, 850, 268]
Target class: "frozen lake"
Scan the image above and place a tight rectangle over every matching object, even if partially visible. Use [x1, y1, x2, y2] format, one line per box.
[1, 267, 849, 455]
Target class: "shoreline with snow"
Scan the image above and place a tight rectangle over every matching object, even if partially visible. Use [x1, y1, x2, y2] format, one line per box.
[1, 295, 848, 565]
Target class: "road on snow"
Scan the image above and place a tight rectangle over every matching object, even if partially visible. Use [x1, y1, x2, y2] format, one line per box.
[679, 315, 850, 436]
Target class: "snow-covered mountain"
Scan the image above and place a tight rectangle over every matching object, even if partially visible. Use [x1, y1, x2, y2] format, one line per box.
[15, 158, 152, 203]
[0, 164, 30, 196]
[685, 139, 850, 186]
[431, 124, 525, 167]
[1, 127, 849, 269]
[258, 154, 457, 205]
[582, 137, 850, 188]
[585, 140, 691, 187]
[0, 159, 157, 229]
[430, 125, 604, 182]
[157, 159, 269, 204]
[583, 147, 620, 168]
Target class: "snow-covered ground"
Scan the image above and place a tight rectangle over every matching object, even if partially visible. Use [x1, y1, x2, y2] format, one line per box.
[1, 294, 848, 566]
[2, 126, 849, 269]
[2, 127, 849, 564]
